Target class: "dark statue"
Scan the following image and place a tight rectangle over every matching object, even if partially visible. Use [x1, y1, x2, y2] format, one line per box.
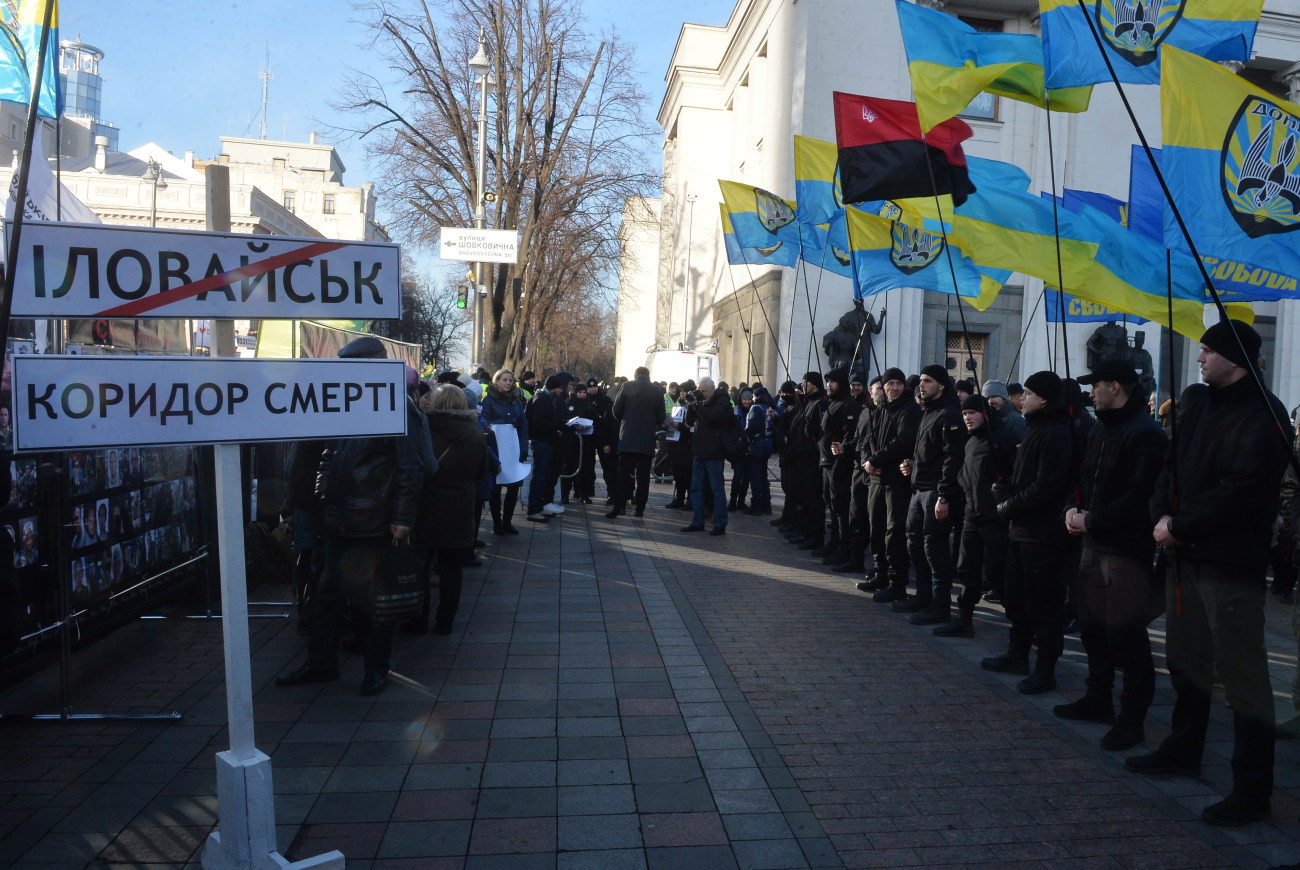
[1085, 321, 1157, 398]
[823, 300, 885, 373]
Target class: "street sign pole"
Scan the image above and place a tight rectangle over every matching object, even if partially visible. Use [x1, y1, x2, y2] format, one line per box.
[200, 165, 343, 870]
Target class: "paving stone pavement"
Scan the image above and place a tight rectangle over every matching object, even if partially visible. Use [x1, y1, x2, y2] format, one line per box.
[1, 480, 1300, 869]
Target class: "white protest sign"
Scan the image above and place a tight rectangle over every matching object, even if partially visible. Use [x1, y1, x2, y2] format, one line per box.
[6, 221, 402, 320]
[439, 227, 519, 264]
[13, 356, 408, 451]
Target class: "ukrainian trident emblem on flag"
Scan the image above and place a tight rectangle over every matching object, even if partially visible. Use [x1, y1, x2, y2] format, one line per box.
[1097, 0, 1186, 67]
[889, 222, 944, 274]
[1223, 96, 1300, 238]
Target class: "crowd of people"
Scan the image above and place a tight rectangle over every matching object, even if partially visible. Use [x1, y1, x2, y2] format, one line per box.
[270, 321, 1300, 832]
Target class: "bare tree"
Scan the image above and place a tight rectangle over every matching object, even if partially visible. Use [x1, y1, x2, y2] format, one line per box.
[333, 0, 658, 370]
[370, 269, 471, 369]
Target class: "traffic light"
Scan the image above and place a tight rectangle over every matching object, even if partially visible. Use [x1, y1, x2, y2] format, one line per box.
[456, 283, 469, 310]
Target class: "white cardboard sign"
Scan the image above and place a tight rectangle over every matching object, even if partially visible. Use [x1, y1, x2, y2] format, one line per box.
[7, 221, 402, 320]
[13, 355, 408, 451]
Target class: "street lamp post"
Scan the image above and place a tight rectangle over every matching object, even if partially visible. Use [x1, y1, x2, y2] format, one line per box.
[144, 157, 168, 228]
[681, 193, 697, 350]
[469, 28, 493, 370]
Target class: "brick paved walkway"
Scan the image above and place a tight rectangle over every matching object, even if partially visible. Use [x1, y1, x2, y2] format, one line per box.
[2, 480, 1300, 868]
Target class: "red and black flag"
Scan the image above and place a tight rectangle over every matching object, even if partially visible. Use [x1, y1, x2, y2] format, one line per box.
[832, 92, 977, 207]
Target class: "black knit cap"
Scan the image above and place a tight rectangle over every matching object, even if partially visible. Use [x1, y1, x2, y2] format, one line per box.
[881, 367, 907, 384]
[779, 380, 798, 394]
[824, 367, 849, 386]
[919, 364, 950, 387]
[1200, 318, 1261, 370]
[960, 394, 988, 413]
[1024, 370, 1063, 403]
[803, 371, 825, 391]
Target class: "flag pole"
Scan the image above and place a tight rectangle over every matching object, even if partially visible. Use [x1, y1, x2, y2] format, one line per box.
[734, 260, 789, 379]
[1043, 94, 1072, 378]
[724, 262, 759, 379]
[918, 133, 981, 393]
[1071, 0, 1298, 474]
[0, 0, 57, 352]
[1006, 284, 1047, 382]
[804, 244, 828, 373]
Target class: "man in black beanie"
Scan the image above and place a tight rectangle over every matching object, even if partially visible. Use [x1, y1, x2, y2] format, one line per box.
[790, 372, 828, 550]
[895, 364, 966, 623]
[982, 370, 1072, 694]
[1128, 319, 1290, 827]
[807, 367, 860, 564]
[860, 367, 921, 597]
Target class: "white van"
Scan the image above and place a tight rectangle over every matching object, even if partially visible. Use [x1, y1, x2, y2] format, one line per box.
[645, 349, 720, 386]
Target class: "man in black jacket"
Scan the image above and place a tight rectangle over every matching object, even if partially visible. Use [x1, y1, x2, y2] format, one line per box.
[934, 394, 1014, 638]
[809, 367, 860, 565]
[608, 367, 666, 518]
[862, 367, 921, 600]
[1128, 320, 1291, 828]
[682, 378, 734, 535]
[525, 375, 568, 521]
[982, 370, 1073, 694]
[1056, 359, 1167, 751]
[896, 364, 966, 623]
[277, 336, 424, 696]
[791, 372, 828, 549]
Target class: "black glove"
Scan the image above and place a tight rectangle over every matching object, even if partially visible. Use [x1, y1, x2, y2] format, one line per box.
[990, 482, 1012, 503]
[996, 499, 1015, 522]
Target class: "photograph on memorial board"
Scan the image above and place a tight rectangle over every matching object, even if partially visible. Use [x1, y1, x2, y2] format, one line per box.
[109, 496, 128, 538]
[147, 482, 171, 523]
[11, 458, 35, 508]
[169, 481, 182, 515]
[71, 557, 90, 600]
[88, 452, 105, 492]
[128, 490, 143, 531]
[143, 530, 155, 569]
[2, 338, 34, 393]
[98, 551, 113, 590]
[122, 539, 141, 580]
[67, 452, 87, 495]
[85, 556, 102, 594]
[110, 544, 124, 586]
[180, 476, 195, 511]
[15, 517, 36, 568]
[95, 499, 110, 545]
[126, 448, 143, 488]
[106, 449, 120, 489]
[70, 504, 89, 549]
[0, 404, 11, 453]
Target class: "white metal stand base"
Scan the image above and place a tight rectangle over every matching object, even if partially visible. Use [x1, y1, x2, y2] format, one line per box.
[202, 750, 344, 870]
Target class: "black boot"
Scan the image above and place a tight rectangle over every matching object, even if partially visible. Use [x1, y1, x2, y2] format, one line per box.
[890, 594, 932, 613]
[933, 613, 974, 637]
[1100, 709, 1146, 751]
[981, 647, 1030, 674]
[834, 558, 866, 573]
[1016, 655, 1058, 695]
[909, 599, 950, 626]
[1053, 692, 1115, 723]
[872, 586, 906, 603]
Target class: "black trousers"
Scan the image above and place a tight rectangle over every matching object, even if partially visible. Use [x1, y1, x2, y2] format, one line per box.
[613, 452, 652, 512]
[1076, 546, 1160, 718]
[956, 513, 1007, 614]
[1162, 558, 1273, 802]
[1002, 538, 1067, 660]
[794, 459, 824, 542]
[308, 535, 396, 675]
[434, 547, 467, 631]
[869, 481, 910, 585]
[822, 460, 853, 552]
[845, 470, 872, 563]
[906, 490, 956, 603]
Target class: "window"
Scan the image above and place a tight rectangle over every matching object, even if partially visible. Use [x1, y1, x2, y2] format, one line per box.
[283, 190, 296, 212]
[322, 193, 336, 214]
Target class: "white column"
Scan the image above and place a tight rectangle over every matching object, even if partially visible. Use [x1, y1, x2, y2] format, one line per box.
[1274, 299, 1300, 409]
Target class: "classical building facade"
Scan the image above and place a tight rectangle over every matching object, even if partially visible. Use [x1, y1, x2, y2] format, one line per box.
[618, 0, 1300, 407]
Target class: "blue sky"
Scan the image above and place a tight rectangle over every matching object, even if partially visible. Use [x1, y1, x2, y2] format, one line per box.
[60, 0, 733, 215]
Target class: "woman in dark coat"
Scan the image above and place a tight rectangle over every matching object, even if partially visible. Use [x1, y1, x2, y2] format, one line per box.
[480, 369, 529, 533]
[419, 384, 489, 634]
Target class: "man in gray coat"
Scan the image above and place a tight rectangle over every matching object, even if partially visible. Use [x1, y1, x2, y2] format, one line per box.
[607, 366, 666, 518]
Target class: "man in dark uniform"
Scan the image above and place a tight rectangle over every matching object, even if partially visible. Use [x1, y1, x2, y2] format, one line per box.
[791, 372, 828, 550]
[1129, 320, 1291, 827]
[808, 367, 860, 566]
[1058, 359, 1167, 751]
[895, 364, 965, 623]
[861, 368, 921, 600]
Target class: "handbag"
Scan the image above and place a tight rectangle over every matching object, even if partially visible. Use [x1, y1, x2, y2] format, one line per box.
[369, 538, 425, 622]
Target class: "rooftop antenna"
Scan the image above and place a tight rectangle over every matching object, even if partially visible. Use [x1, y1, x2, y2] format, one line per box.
[258, 45, 272, 140]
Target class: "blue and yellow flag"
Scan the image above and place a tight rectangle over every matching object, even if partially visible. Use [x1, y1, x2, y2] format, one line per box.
[846, 207, 1003, 306]
[1162, 45, 1300, 302]
[793, 136, 841, 228]
[718, 179, 802, 258]
[799, 213, 854, 278]
[720, 205, 799, 268]
[15, 0, 58, 119]
[897, 0, 1090, 133]
[1040, 0, 1263, 89]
